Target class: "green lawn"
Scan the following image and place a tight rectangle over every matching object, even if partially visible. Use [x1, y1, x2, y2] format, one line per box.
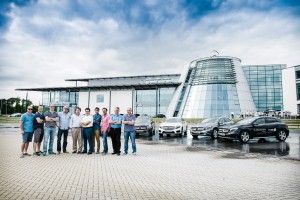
[0, 116, 20, 124]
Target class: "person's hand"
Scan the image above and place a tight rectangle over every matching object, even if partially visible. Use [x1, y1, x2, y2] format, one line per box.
[20, 130, 24, 134]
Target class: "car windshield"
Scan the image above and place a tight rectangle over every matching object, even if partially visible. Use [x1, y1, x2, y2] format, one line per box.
[202, 118, 218, 123]
[166, 118, 181, 123]
[136, 117, 150, 124]
[236, 118, 257, 125]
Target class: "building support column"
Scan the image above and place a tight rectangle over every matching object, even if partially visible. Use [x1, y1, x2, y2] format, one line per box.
[109, 89, 112, 114]
[88, 89, 91, 108]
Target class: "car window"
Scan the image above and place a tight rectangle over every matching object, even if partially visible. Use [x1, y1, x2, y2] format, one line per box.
[253, 118, 265, 125]
[219, 118, 225, 124]
[266, 117, 278, 123]
[224, 118, 231, 122]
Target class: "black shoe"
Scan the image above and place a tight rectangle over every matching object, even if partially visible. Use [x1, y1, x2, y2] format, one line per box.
[57, 151, 61, 154]
[82, 151, 87, 154]
[72, 151, 77, 154]
[111, 152, 117, 155]
[116, 153, 120, 156]
[63, 151, 69, 153]
[77, 151, 82, 154]
[87, 152, 92, 155]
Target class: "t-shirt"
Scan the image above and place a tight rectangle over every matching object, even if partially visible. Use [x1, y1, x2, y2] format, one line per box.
[81, 114, 93, 128]
[33, 112, 45, 129]
[110, 114, 123, 129]
[93, 114, 102, 130]
[44, 111, 59, 128]
[21, 112, 35, 133]
[123, 114, 136, 132]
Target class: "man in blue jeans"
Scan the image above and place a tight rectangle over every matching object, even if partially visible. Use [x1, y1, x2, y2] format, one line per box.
[20, 105, 35, 158]
[43, 104, 59, 156]
[122, 107, 136, 155]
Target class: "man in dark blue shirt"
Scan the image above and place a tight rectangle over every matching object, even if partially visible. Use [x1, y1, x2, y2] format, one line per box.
[33, 106, 45, 156]
[93, 107, 102, 154]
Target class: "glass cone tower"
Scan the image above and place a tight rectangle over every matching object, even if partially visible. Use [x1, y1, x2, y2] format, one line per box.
[168, 56, 256, 118]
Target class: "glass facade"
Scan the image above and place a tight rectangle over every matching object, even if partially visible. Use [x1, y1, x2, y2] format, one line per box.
[42, 91, 79, 106]
[179, 56, 254, 118]
[242, 65, 284, 111]
[135, 88, 175, 116]
[182, 84, 240, 117]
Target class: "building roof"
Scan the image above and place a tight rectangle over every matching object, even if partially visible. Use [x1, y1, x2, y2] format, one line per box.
[15, 82, 181, 92]
[65, 73, 181, 82]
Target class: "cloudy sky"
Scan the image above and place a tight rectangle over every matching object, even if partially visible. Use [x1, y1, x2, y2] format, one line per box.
[0, 0, 300, 103]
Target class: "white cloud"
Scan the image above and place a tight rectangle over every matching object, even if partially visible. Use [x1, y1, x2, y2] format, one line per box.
[0, 1, 299, 104]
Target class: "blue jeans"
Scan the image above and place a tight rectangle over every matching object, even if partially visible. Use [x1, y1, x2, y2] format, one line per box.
[43, 127, 57, 153]
[83, 127, 93, 153]
[124, 131, 136, 154]
[102, 131, 108, 153]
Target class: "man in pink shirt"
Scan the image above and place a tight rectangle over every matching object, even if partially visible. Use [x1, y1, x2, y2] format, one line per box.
[100, 108, 110, 154]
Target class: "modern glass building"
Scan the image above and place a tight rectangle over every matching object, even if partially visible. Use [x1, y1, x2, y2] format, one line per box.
[168, 56, 256, 118]
[242, 64, 285, 112]
[16, 55, 288, 118]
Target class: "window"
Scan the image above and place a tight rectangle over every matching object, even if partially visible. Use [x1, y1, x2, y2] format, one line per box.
[266, 118, 278, 123]
[253, 118, 265, 125]
[96, 94, 104, 103]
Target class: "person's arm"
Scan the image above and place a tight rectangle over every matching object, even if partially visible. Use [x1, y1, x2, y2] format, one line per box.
[19, 116, 24, 134]
[36, 117, 43, 124]
[69, 115, 73, 128]
[114, 116, 122, 125]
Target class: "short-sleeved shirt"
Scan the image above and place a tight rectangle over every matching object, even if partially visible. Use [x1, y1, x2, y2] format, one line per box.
[44, 111, 59, 128]
[101, 114, 110, 133]
[21, 112, 35, 133]
[81, 114, 93, 128]
[70, 114, 82, 128]
[123, 114, 136, 132]
[58, 112, 71, 130]
[33, 112, 45, 129]
[93, 113, 102, 130]
[110, 114, 123, 129]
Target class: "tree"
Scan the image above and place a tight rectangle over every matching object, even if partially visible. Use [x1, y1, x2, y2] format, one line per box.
[0, 97, 33, 115]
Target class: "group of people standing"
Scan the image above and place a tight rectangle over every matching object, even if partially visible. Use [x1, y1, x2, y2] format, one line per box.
[19, 104, 137, 158]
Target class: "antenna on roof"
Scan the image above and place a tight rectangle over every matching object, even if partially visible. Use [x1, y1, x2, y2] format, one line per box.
[211, 50, 220, 57]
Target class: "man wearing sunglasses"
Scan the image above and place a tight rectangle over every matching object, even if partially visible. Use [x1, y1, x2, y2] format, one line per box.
[20, 105, 35, 158]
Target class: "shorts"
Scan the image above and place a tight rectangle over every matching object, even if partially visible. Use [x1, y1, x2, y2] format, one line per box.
[33, 128, 44, 143]
[22, 132, 34, 143]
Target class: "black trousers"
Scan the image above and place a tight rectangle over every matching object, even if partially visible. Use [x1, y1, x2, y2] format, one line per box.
[110, 128, 121, 153]
[57, 129, 68, 152]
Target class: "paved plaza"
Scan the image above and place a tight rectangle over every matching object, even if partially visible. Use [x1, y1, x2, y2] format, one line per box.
[0, 128, 299, 200]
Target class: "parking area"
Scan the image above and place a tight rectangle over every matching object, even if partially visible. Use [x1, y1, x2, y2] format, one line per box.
[0, 126, 299, 200]
[138, 129, 300, 161]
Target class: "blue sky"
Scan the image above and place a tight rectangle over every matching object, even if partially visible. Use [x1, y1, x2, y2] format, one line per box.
[0, 0, 300, 102]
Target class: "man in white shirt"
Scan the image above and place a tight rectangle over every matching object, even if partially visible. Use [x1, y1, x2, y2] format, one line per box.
[80, 108, 93, 154]
[69, 107, 83, 154]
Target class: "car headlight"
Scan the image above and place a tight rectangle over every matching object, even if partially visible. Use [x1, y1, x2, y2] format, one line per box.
[205, 126, 212, 130]
[176, 126, 181, 129]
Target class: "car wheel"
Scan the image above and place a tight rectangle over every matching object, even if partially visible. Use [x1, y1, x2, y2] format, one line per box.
[192, 135, 198, 139]
[136, 133, 140, 137]
[239, 131, 250, 143]
[277, 130, 288, 141]
[211, 129, 218, 139]
[167, 134, 171, 137]
[159, 133, 163, 137]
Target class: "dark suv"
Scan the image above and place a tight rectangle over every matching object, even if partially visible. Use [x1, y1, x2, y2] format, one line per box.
[218, 116, 289, 143]
[190, 117, 234, 139]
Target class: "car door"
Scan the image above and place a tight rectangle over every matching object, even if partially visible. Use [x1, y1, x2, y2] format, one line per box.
[224, 117, 234, 126]
[265, 117, 278, 136]
[252, 118, 267, 136]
